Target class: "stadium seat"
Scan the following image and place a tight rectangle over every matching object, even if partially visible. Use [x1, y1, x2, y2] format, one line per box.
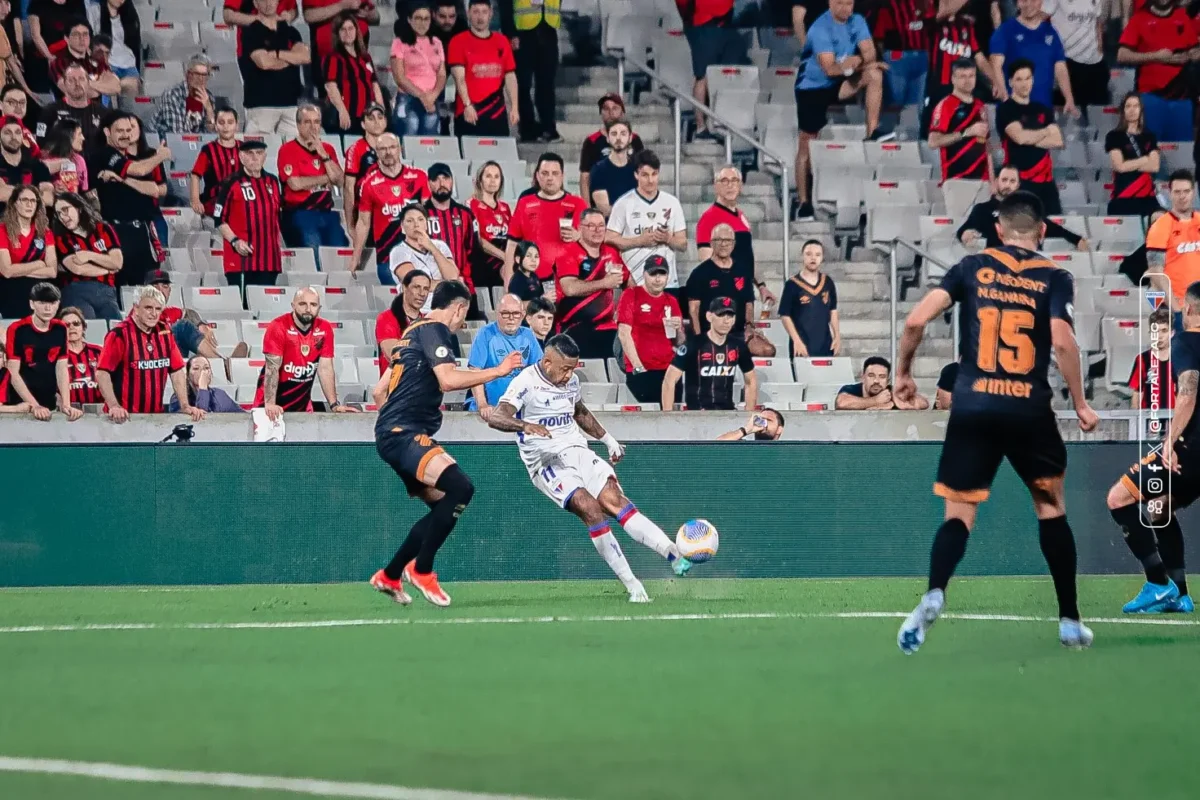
[650, 29, 695, 97]
[758, 383, 806, 407]
[579, 383, 618, 405]
[1087, 215, 1144, 247]
[749, 358, 794, 383]
[131, 96, 157, 126]
[324, 319, 369, 348]
[1075, 313, 1102, 352]
[142, 61, 185, 93]
[165, 134, 214, 173]
[246, 286, 293, 317]
[199, 22, 238, 61]
[1046, 251, 1093, 276]
[281, 249, 319, 273]
[1091, 251, 1127, 276]
[602, 13, 657, 63]
[1158, 141, 1191, 172]
[159, 207, 201, 235]
[158, 3, 215, 23]
[234, 384, 259, 402]
[573, 360, 608, 383]
[762, 66, 798, 98]
[279, 272, 327, 287]
[188, 286, 241, 314]
[319, 285, 370, 311]
[402, 135, 461, 162]
[864, 141, 922, 167]
[1102, 318, 1141, 392]
[794, 357, 854, 386]
[230, 359, 265, 385]
[319, 247, 364, 273]
[755, 102, 795, 135]
[370, 286, 401, 311]
[801, 384, 841, 407]
[144, 21, 199, 59]
[706, 65, 760, 98]
[605, 358, 626, 384]
[460, 136, 520, 165]
[1095, 286, 1139, 317]
[239, 319, 271, 354]
[712, 90, 759, 137]
[750, 319, 789, 351]
[83, 322, 108, 347]
[918, 215, 958, 243]
[809, 140, 866, 169]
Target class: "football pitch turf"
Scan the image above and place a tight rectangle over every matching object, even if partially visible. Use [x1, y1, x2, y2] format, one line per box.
[2, 576, 1198, 800]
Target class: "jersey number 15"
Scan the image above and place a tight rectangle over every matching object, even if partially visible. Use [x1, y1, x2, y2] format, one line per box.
[976, 308, 1035, 374]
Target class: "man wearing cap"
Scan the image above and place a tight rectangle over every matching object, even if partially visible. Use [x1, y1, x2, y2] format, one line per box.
[424, 161, 480, 308]
[587, 117, 637, 218]
[0, 115, 52, 208]
[553, 206, 630, 359]
[342, 102, 388, 232]
[277, 103, 347, 253]
[215, 139, 284, 293]
[145, 270, 250, 376]
[579, 92, 644, 205]
[662, 295, 759, 412]
[616, 253, 683, 404]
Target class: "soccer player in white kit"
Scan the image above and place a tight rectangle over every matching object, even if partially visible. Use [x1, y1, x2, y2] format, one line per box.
[489, 334, 693, 602]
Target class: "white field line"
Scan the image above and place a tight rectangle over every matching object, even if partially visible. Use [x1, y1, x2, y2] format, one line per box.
[1, 611, 1199, 635]
[0, 756, 567, 800]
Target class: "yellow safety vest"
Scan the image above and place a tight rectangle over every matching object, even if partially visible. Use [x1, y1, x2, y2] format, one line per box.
[513, 0, 561, 30]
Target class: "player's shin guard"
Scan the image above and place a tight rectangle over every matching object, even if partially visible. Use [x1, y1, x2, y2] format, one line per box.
[589, 521, 639, 590]
[1156, 517, 1189, 596]
[615, 503, 675, 559]
[1111, 504, 1170, 585]
[1038, 515, 1081, 621]
[928, 518, 970, 592]
[385, 512, 435, 580]
[415, 465, 475, 574]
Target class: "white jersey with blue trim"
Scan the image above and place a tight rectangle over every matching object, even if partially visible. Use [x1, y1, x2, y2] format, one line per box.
[498, 364, 587, 473]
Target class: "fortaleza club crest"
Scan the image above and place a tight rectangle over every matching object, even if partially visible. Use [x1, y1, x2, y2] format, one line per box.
[1146, 290, 1167, 310]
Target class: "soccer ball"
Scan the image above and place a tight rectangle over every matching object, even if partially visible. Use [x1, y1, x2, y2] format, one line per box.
[676, 519, 719, 563]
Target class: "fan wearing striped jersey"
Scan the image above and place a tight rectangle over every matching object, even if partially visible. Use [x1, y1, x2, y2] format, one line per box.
[488, 334, 693, 603]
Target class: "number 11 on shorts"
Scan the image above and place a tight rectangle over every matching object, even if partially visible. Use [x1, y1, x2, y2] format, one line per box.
[1140, 274, 1172, 527]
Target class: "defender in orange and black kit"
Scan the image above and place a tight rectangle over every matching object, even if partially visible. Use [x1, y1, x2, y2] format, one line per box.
[368, 281, 525, 608]
[892, 191, 1099, 655]
[1105, 281, 1200, 615]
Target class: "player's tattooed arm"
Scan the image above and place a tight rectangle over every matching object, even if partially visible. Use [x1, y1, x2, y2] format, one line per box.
[1166, 369, 1199, 465]
[487, 401, 548, 436]
[573, 400, 607, 440]
[1180, 370, 1199, 397]
[263, 355, 282, 406]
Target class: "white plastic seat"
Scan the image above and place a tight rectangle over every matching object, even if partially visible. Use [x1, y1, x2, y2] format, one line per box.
[705, 64, 759, 99]
[1087, 215, 1144, 245]
[801, 383, 841, 408]
[758, 383, 807, 406]
[144, 21, 200, 59]
[579, 383, 618, 406]
[324, 319, 370, 348]
[402, 135, 461, 162]
[793, 357, 854, 386]
[199, 22, 238, 61]
[602, 13, 657, 62]
[239, 319, 271, 354]
[748, 357, 794, 383]
[573, 359, 608, 383]
[319, 285, 370, 311]
[280, 249, 319, 273]
[187, 285, 242, 313]
[1094, 286, 1139, 317]
[229, 358, 265, 385]
[460, 136, 520, 165]
[865, 141, 922, 167]
[245, 285, 293, 317]
[651, 29, 695, 97]
[370, 286, 401, 311]
[918, 214, 959, 242]
[1045, 251, 1093, 277]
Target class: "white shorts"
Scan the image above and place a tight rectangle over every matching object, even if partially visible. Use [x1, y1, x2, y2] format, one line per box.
[530, 446, 617, 509]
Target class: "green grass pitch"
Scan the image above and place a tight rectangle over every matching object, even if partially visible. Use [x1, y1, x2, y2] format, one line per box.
[1, 576, 1198, 800]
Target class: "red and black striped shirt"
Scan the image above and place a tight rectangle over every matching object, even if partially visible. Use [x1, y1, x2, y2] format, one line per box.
[97, 317, 184, 413]
[874, 0, 929, 53]
[4, 316, 66, 408]
[191, 140, 242, 216]
[1104, 129, 1158, 201]
[425, 199, 477, 290]
[926, 14, 980, 89]
[930, 94, 990, 182]
[996, 99, 1055, 184]
[322, 50, 378, 122]
[66, 342, 102, 405]
[552, 243, 630, 334]
[214, 171, 283, 274]
[57, 223, 122, 287]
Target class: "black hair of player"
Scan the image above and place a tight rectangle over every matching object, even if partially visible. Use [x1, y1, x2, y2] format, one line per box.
[632, 149, 661, 172]
[951, 58, 975, 73]
[1007, 57, 1035, 79]
[399, 203, 428, 223]
[996, 190, 1045, 233]
[1185, 281, 1200, 307]
[863, 355, 891, 373]
[1169, 168, 1195, 188]
[429, 280, 472, 310]
[30, 282, 61, 303]
[545, 333, 580, 359]
[535, 152, 565, 172]
[526, 296, 555, 317]
[215, 106, 240, 122]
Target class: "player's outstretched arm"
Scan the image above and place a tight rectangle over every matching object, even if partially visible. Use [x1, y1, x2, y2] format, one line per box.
[1049, 318, 1097, 432]
[896, 288, 952, 401]
[432, 351, 524, 392]
[575, 400, 623, 462]
[1167, 369, 1199, 470]
[488, 401, 548, 436]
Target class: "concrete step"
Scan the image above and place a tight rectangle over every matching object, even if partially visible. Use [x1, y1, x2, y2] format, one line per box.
[837, 300, 917, 320]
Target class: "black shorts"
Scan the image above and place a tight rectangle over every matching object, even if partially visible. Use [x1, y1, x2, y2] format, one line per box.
[684, 24, 748, 80]
[1021, 179, 1063, 216]
[455, 113, 510, 138]
[934, 412, 1067, 503]
[1058, 60, 1109, 108]
[1107, 196, 1162, 219]
[796, 82, 845, 136]
[377, 430, 447, 496]
[1120, 442, 1200, 511]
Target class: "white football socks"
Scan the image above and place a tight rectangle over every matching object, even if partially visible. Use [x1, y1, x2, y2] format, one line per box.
[617, 507, 676, 560]
[589, 523, 640, 591]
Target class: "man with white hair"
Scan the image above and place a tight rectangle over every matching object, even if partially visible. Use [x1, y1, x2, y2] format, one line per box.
[153, 54, 221, 134]
[686, 221, 775, 356]
[256, 287, 356, 420]
[695, 164, 776, 310]
[97, 286, 206, 421]
[465, 293, 544, 418]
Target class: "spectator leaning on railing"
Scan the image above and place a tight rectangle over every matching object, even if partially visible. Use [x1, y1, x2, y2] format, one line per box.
[255, 287, 355, 419]
[466, 292, 543, 418]
[97, 285, 205, 422]
[4, 282, 79, 421]
[60, 305, 102, 406]
[835, 355, 929, 410]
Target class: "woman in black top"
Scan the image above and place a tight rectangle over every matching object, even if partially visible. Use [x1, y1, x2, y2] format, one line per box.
[506, 240, 544, 303]
[125, 115, 169, 249]
[1105, 93, 1161, 219]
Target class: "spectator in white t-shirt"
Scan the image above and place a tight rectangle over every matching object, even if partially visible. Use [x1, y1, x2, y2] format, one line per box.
[604, 149, 687, 291]
[1042, 0, 1109, 118]
[389, 204, 457, 312]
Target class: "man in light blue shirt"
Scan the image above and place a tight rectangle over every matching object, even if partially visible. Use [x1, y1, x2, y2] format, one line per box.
[989, 0, 1077, 114]
[793, 0, 891, 222]
[466, 293, 544, 416]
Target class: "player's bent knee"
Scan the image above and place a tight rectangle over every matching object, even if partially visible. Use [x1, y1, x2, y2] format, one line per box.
[434, 464, 475, 507]
[943, 500, 977, 529]
[568, 491, 607, 526]
[1106, 480, 1136, 510]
